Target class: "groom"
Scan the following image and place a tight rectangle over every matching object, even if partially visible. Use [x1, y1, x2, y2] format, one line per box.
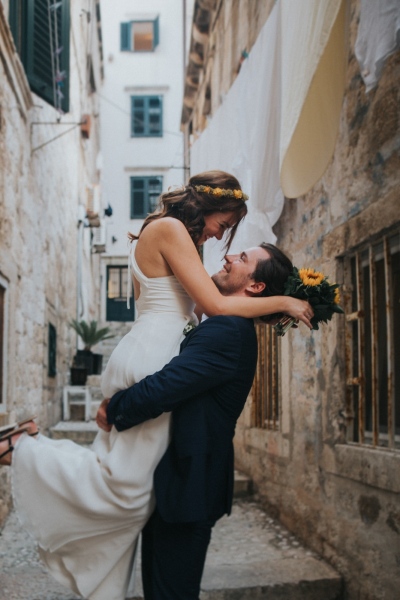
[97, 243, 294, 600]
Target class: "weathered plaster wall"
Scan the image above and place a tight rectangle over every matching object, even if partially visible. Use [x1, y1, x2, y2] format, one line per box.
[0, 0, 102, 524]
[233, 3, 400, 600]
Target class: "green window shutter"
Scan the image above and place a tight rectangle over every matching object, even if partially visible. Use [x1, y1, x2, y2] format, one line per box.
[131, 177, 146, 218]
[153, 16, 159, 49]
[120, 22, 131, 51]
[130, 176, 162, 218]
[8, 0, 24, 52]
[131, 96, 162, 137]
[48, 323, 57, 377]
[25, 0, 70, 113]
[131, 97, 145, 136]
[148, 96, 162, 136]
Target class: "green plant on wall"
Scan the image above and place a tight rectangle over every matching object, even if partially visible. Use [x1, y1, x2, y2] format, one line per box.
[69, 319, 115, 351]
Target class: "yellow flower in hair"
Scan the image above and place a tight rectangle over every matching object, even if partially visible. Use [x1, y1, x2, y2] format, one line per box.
[299, 268, 324, 286]
[212, 187, 223, 197]
[203, 186, 211, 193]
[233, 190, 243, 199]
[334, 287, 341, 304]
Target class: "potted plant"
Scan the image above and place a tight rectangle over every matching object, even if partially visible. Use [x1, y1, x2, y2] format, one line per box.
[69, 319, 115, 376]
[70, 361, 88, 386]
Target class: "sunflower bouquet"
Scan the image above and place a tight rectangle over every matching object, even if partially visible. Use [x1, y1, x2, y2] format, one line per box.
[273, 267, 344, 337]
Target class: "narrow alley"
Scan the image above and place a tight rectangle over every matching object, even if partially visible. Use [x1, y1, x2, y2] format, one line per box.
[0, 496, 341, 600]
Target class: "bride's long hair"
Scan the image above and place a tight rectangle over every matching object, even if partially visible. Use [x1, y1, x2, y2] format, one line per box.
[128, 170, 248, 250]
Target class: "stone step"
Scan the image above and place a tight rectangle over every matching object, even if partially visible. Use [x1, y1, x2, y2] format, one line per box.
[234, 469, 252, 497]
[50, 420, 99, 445]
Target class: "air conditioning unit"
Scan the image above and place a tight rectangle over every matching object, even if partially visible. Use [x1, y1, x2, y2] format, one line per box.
[92, 220, 106, 253]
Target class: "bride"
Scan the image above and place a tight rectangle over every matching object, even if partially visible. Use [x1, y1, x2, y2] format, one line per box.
[0, 171, 313, 599]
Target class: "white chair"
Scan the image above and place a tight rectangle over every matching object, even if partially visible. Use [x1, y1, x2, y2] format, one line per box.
[63, 386, 92, 422]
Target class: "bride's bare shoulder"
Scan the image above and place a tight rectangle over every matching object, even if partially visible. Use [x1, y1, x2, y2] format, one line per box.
[140, 218, 188, 241]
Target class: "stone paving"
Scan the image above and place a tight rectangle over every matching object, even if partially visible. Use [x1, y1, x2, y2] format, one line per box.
[0, 498, 341, 600]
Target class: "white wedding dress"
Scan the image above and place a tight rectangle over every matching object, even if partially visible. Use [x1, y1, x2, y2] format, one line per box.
[11, 243, 196, 600]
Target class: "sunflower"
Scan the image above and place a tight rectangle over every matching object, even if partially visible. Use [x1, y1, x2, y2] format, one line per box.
[299, 268, 324, 287]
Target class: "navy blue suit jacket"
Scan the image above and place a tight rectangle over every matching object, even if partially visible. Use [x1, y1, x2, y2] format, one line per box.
[107, 315, 258, 523]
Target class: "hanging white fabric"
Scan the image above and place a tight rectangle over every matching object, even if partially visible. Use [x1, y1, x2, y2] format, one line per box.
[191, 5, 283, 277]
[355, 0, 400, 93]
[279, 0, 346, 199]
[190, 0, 346, 275]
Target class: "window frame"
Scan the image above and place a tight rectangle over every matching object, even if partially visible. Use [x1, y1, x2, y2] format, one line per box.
[130, 175, 163, 219]
[131, 95, 163, 138]
[106, 266, 135, 323]
[120, 17, 159, 52]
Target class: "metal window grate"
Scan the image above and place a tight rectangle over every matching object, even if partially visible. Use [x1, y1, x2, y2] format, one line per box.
[344, 228, 400, 450]
[251, 323, 280, 430]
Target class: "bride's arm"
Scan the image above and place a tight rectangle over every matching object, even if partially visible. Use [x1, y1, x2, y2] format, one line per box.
[155, 219, 313, 328]
[194, 304, 205, 322]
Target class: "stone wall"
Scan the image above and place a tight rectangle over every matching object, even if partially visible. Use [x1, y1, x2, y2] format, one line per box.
[184, 1, 400, 598]
[0, 0, 103, 524]
[234, 6, 400, 600]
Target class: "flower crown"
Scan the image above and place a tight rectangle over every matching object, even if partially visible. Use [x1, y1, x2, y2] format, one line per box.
[194, 184, 248, 201]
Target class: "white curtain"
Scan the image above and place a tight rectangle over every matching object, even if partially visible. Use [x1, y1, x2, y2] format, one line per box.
[355, 0, 400, 93]
[190, 0, 346, 276]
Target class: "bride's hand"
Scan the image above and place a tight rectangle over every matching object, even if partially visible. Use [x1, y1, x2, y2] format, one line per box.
[284, 298, 314, 329]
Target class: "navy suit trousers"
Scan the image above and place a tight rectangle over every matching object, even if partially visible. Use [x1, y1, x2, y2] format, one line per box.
[141, 508, 216, 600]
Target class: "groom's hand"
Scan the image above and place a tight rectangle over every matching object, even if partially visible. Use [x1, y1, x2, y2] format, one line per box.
[96, 398, 112, 432]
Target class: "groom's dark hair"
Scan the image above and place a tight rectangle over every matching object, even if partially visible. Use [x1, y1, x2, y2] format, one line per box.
[250, 243, 293, 298]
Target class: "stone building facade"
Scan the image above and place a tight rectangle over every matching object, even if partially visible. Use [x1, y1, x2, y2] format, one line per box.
[99, 0, 193, 330]
[0, 0, 103, 523]
[183, 1, 400, 598]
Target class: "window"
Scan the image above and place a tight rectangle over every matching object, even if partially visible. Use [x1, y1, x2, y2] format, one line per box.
[252, 323, 280, 429]
[106, 266, 135, 322]
[131, 96, 163, 137]
[9, 0, 70, 113]
[48, 323, 57, 377]
[120, 17, 159, 52]
[344, 228, 400, 449]
[130, 176, 163, 219]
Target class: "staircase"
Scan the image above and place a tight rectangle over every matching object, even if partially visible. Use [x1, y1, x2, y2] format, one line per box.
[50, 327, 128, 443]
